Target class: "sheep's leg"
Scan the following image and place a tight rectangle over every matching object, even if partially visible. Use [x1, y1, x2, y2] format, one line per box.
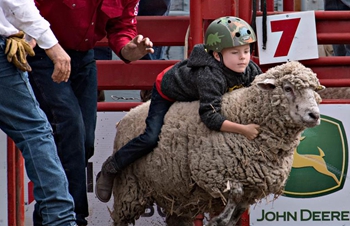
[205, 198, 237, 226]
[205, 182, 244, 226]
[205, 201, 248, 226]
[226, 201, 249, 226]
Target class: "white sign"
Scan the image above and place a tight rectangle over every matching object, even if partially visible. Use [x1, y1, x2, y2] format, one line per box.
[24, 112, 167, 226]
[250, 104, 350, 226]
[256, 11, 319, 64]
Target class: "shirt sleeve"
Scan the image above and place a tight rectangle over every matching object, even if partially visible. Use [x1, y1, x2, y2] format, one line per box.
[106, 0, 138, 61]
[1, 0, 58, 49]
[197, 67, 227, 131]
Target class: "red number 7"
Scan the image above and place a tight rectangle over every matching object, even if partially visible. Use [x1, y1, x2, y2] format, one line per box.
[271, 18, 301, 57]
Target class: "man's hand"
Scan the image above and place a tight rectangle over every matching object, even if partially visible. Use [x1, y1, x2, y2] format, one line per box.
[5, 31, 35, 72]
[120, 34, 154, 62]
[44, 43, 71, 83]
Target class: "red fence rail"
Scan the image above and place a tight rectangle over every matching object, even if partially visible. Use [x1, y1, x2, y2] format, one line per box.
[8, 0, 350, 225]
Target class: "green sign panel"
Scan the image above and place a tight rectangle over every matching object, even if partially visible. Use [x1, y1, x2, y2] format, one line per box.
[284, 115, 348, 198]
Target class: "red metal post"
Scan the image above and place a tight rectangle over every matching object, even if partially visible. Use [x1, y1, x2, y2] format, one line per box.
[283, 0, 295, 11]
[194, 214, 204, 226]
[266, 0, 274, 11]
[239, 210, 250, 226]
[8, 138, 17, 226]
[16, 147, 24, 226]
[238, 0, 251, 22]
[231, 0, 237, 16]
[8, 138, 25, 226]
[189, 0, 203, 52]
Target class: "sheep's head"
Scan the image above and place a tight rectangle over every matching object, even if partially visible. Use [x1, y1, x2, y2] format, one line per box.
[254, 61, 323, 128]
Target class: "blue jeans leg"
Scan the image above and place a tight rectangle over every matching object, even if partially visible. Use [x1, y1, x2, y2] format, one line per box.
[93, 46, 112, 60]
[0, 37, 75, 226]
[28, 47, 97, 225]
[139, 0, 171, 60]
[114, 85, 173, 170]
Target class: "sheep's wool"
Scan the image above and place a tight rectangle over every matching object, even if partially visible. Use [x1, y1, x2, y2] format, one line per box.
[111, 61, 322, 225]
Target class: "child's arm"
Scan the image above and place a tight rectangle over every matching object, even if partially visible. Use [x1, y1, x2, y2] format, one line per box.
[220, 120, 260, 140]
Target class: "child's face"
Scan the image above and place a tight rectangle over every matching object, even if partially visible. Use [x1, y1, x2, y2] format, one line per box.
[214, 44, 251, 73]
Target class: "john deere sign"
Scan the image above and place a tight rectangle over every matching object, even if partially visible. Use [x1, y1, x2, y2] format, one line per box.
[284, 115, 348, 198]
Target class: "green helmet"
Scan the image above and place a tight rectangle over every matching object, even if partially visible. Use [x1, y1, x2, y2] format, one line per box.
[205, 16, 256, 52]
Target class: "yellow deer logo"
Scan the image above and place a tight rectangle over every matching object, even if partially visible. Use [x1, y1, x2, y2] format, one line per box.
[292, 137, 340, 185]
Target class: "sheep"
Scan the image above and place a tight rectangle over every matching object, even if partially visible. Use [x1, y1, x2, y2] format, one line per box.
[109, 61, 323, 226]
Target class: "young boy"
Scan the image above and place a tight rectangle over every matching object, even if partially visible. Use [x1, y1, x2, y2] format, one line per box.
[96, 16, 262, 202]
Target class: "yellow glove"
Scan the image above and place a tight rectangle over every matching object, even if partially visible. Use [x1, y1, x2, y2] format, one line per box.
[4, 31, 35, 72]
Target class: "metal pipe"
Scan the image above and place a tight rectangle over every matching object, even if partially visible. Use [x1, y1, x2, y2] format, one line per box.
[267, 0, 274, 11]
[315, 10, 350, 20]
[194, 214, 204, 226]
[319, 79, 350, 87]
[231, 0, 237, 17]
[97, 102, 141, 112]
[16, 148, 24, 226]
[8, 138, 17, 226]
[189, 0, 203, 51]
[301, 56, 350, 65]
[238, 0, 251, 22]
[283, 0, 294, 11]
[318, 33, 350, 44]
[321, 99, 350, 104]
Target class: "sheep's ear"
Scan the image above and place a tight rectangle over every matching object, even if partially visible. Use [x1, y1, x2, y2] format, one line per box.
[315, 85, 326, 91]
[257, 78, 276, 91]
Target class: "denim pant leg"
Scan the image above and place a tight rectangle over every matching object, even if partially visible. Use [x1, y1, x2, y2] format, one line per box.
[28, 47, 97, 225]
[93, 46, 112, 60]
[114, 86, 173, 170]
[332, 43, 350, 56]
[139, 0, 171, 60]
[0, 38, 75, 226]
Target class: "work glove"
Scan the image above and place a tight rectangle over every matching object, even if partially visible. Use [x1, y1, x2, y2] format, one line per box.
[4, 31, 35, 72]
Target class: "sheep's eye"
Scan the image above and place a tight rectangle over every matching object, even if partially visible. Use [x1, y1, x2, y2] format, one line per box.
[284, 86, 293, 92]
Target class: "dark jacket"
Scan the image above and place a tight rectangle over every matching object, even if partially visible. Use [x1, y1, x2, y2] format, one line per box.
[161, 44, 262, 131]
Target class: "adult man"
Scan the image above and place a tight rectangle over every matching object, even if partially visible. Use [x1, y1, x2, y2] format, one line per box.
[27, 1, 154, 225]
[0, 0, 76, 225]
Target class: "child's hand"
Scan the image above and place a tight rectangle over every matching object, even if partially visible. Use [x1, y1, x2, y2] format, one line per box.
[242, 124, 260, 140]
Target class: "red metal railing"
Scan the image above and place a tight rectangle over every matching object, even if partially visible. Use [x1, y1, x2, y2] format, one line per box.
[9, 0, 350, 225]
[8, 138, 24, 226]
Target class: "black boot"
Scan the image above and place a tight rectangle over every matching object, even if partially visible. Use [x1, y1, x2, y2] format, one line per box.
[95, 156, 118, 202]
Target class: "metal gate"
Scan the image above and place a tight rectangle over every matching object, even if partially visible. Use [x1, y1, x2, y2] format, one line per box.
[7, 0, 350, 225]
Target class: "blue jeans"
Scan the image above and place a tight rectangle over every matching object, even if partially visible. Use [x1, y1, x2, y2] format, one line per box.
[324, 0, 350, 56]
[0, 37, 76, 226]
[141, 46, 166, 60]
[28, 47, 97, 225]
[93, 46, 112, 60]
[114, 85, 173, 170]
[139, 0, 171, 60]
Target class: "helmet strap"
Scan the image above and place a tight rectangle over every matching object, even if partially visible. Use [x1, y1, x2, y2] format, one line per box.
[218, 52, 225, 67]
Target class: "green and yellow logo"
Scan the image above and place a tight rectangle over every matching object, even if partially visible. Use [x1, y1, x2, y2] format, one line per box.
[283, 115, 348, 198]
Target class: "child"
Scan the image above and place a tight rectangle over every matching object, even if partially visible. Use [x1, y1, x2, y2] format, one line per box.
[95, 16, 262, 202]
